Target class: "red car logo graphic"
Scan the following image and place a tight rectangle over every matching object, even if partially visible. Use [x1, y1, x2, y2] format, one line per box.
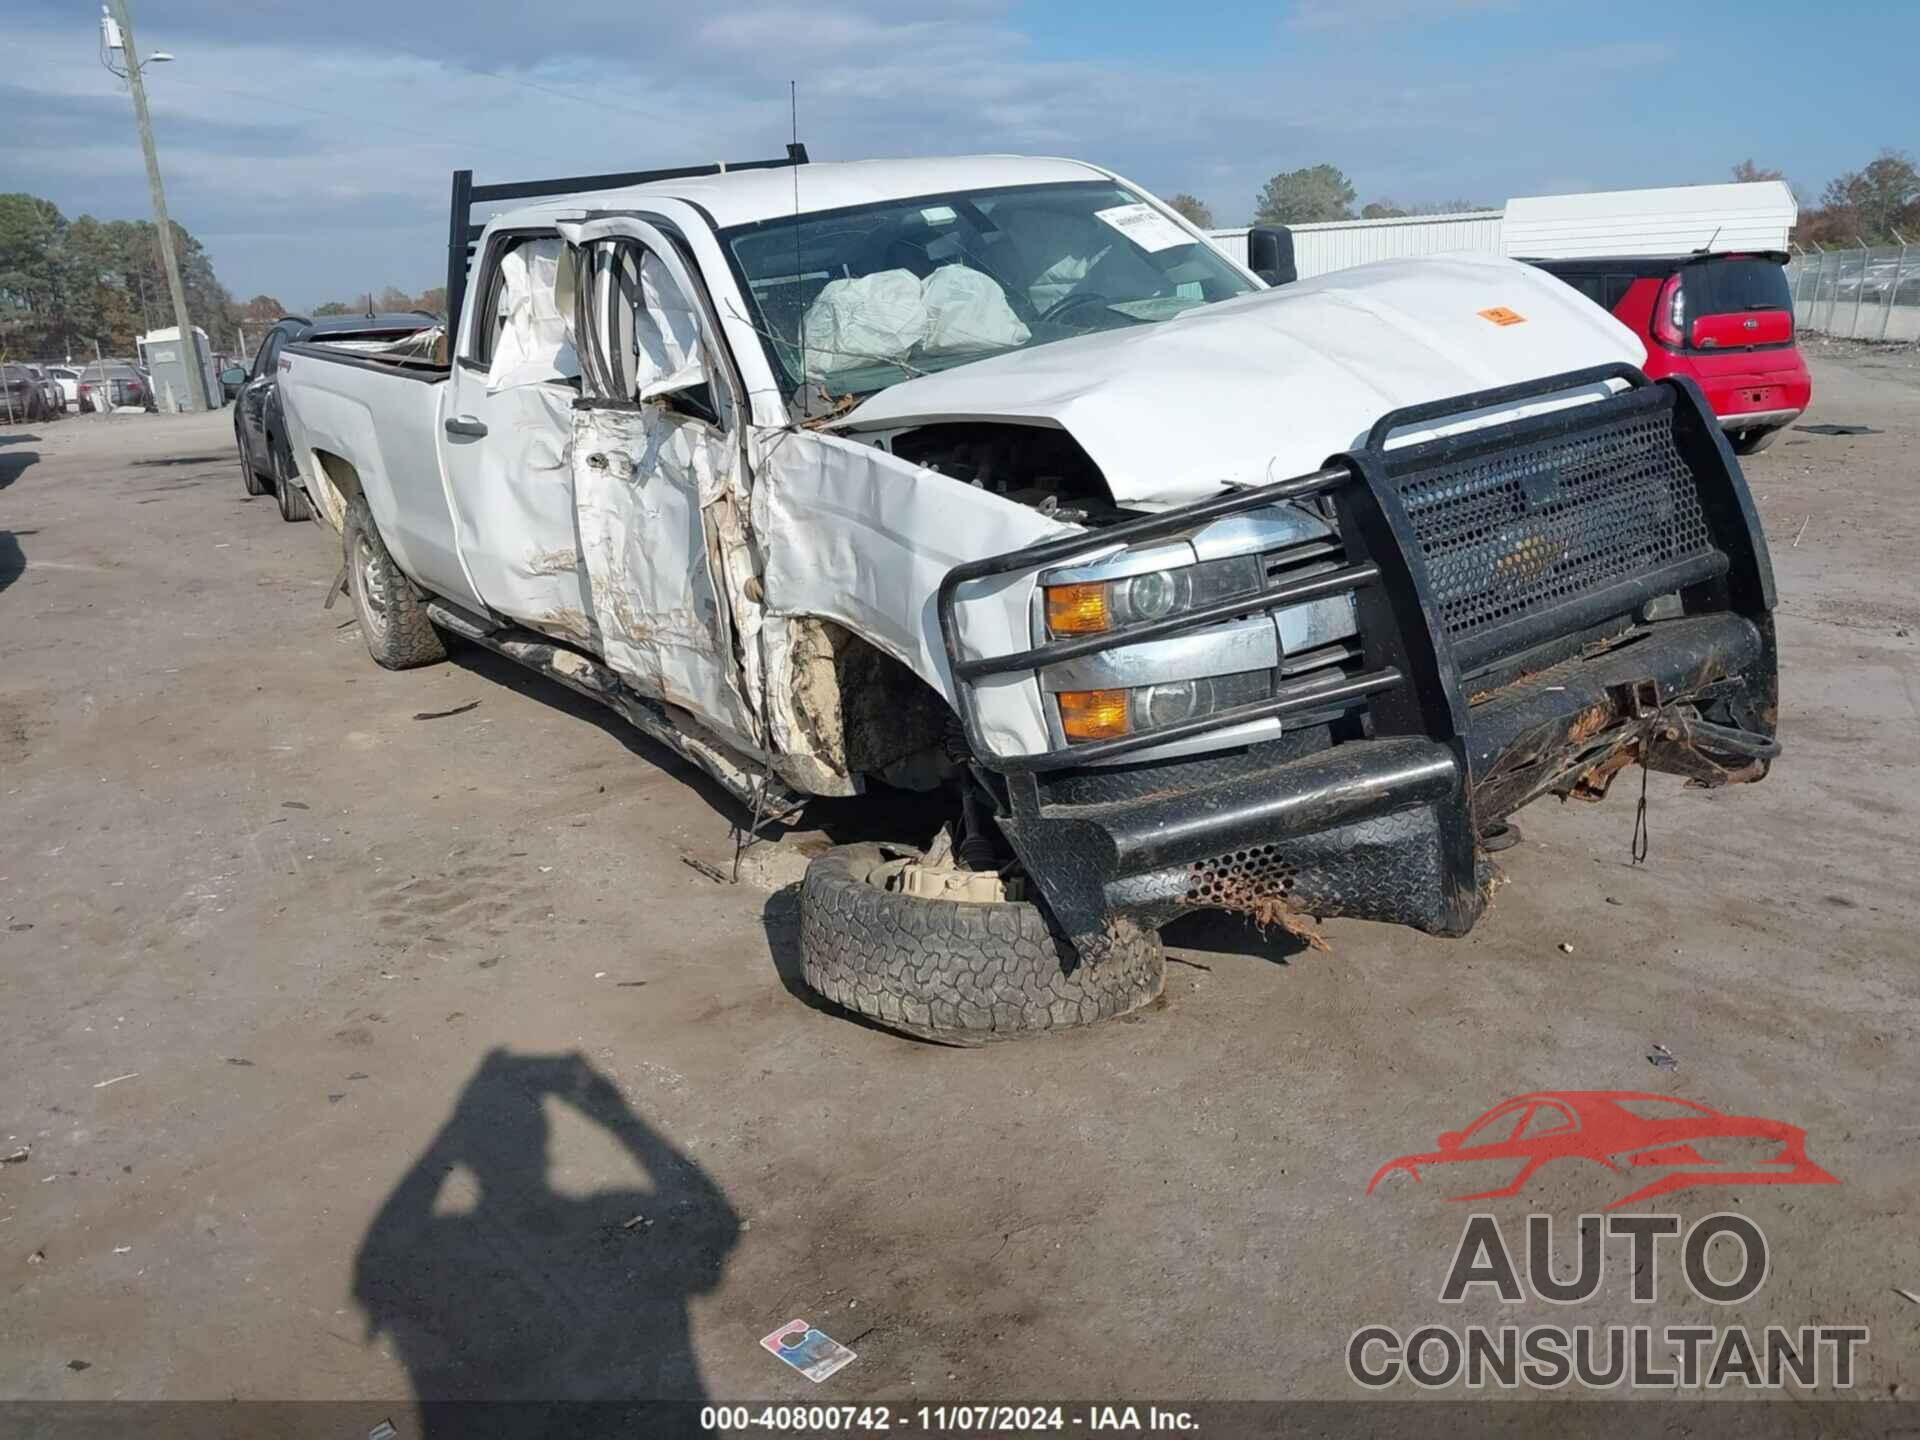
[1368, 1091, 1838, 1210]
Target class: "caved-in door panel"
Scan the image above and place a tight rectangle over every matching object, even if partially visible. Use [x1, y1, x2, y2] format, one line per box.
[442, 379, 598, 646]
[572, 402, 762, 750]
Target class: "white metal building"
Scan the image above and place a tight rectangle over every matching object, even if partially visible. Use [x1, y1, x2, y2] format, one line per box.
[1207, 181, 1795, 279]
[1208, 210, 1503, 279]
[1500, 181, 1796, 260]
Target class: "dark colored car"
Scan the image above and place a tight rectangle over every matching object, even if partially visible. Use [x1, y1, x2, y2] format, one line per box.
[1, 363, 51, 423]
[1531, 251, 1810, 454]
[1368, 1091, 1838, 1209]
[235, 311, 436, 523]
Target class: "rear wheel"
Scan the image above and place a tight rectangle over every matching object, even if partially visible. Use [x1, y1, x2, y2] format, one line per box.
[797, 842, 1164, 1044]
[343, 496, 445, 669]
[238, 424, 268, 496]
[1732, 427, 1779, 456]
[269, 436, 311, 522]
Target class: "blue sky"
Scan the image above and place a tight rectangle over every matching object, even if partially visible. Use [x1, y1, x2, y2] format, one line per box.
[5, 0, 1914, 312]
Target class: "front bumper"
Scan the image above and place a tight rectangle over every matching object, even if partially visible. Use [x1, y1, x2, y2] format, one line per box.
[939, 366, 1779, 955]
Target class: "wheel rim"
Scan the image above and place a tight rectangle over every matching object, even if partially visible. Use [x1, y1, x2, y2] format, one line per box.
[353, 532, 390, 640]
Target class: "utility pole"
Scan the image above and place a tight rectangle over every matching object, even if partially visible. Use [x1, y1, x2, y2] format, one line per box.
[105, 0, 209, 412]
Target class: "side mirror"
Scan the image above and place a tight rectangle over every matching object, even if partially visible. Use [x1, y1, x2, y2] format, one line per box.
[220, 367, 247, 385]
[1437, 1130, 1463, 1151]
[1247, 225, 1297, 287]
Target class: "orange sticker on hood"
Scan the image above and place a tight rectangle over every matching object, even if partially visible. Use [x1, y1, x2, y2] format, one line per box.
[1478, 306, 1527, 326]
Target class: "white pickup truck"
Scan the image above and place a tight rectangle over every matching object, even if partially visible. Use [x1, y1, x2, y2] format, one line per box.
[276, 150, 1781, 1043]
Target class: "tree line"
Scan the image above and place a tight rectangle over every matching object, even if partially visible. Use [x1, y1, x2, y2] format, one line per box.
[1165, 146, 1919, 244]
[0, 192, 445, 362]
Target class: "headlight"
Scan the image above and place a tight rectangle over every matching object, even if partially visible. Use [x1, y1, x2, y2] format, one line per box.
[1056, 670, 1271, 744]
[1042, 555, 1261, 636]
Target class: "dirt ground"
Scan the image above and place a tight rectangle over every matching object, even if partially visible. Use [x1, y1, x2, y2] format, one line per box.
[1, 356, 1915, 1427]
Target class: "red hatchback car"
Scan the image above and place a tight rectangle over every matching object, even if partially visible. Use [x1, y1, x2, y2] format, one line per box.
[1533, 252, 1810, 454]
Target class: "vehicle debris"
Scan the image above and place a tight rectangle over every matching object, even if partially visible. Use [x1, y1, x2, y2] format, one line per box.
[92, 1073, 139, 1089]
[412, 701, 480, 721]
[1648, 1043, 1678, 1070]
[761, 1320, 858, 1382]
[681, 856, 731, 885]
[1, 1146, 28, 1165]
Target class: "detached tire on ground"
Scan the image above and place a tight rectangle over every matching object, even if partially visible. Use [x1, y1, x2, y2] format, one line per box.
[344, 495, 445, 670]
[798, 843, 1164, 1044]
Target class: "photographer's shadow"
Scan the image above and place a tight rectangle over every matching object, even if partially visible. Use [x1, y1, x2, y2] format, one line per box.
[354, 1049, 738, 1416]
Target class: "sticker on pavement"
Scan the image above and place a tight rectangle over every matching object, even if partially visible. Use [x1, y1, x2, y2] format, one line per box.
[761, 1320, 858, 1382]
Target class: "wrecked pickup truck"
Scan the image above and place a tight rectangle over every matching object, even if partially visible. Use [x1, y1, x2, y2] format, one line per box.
[275, 150, 1780, 1043]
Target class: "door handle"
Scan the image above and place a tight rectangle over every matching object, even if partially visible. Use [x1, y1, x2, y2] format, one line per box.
[444, 415, 488, 438]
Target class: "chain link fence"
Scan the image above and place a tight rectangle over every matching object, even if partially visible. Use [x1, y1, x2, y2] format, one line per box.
[1786, 243, 1919, 342]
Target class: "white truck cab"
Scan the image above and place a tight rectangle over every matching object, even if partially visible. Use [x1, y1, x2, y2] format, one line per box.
[275, 150, 1781, 1042]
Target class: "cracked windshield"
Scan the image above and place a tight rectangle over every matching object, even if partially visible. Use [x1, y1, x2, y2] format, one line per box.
[722, 180, 1256, 399]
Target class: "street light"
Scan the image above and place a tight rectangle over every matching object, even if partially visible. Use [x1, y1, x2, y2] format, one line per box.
[99, 2, 210, 413]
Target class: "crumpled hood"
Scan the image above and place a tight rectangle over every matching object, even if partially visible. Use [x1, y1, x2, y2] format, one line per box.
[833, 253, 1646, 508]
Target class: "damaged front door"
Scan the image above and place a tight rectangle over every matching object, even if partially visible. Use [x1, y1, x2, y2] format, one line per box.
[559, 219, 766, 756]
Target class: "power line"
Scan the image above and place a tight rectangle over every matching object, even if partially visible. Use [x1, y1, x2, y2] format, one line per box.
[466, 65, 675, 127]
[178, 81, 562, 168]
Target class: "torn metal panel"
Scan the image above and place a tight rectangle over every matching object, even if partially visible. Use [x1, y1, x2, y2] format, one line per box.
[754, 427, 1072, 759]
[572, 403, 766, 754]
[832, 254, 1646, 508]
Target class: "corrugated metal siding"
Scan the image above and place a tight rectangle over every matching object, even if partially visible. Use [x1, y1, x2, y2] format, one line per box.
[1209, 211, 1504, 278]
[1500, 183, 1795, 260]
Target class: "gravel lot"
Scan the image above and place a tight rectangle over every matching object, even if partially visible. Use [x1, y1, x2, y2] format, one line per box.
[1, 355, 1915, 1426]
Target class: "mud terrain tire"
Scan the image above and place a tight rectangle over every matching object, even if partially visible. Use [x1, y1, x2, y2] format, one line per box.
[798, 843, 1164, 1044]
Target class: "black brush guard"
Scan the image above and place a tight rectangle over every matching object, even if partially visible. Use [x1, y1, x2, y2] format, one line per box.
[936, 366, 1779, 957]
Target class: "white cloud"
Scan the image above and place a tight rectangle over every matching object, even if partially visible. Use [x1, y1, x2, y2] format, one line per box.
[3, 3, 1706, 307]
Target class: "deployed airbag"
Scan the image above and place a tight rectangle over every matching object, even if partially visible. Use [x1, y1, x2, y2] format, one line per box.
[803, 269, 927, 379]
[921, 266, 1030, 356]
[802, 266, 1031, 379]
[488, 238, 578, 391]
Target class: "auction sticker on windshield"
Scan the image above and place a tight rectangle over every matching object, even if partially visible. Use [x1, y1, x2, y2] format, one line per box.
[1094, 202, 1195, 253]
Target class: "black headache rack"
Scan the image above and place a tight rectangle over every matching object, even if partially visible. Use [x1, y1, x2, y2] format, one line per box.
[443, 144, 809, 338]
[937, 364, 1779, 954]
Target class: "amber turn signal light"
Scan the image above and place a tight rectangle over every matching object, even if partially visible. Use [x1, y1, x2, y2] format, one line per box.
[1057, 688, 1130, 743]
[1044, 582, 1111, 635]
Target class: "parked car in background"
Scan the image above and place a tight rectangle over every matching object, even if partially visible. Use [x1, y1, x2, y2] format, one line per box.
[75, 361, 152, 413]
[1, 363, 52, 422]
[23, 366, 66, 420]
[1530, 251, 1809, 454]
[41, 365, 83, 411]
[233, 311, 437, 522]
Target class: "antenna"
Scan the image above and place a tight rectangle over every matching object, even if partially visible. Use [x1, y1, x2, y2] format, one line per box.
[1698, 224, 1724, 255]
[790, 79, 805, 399]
